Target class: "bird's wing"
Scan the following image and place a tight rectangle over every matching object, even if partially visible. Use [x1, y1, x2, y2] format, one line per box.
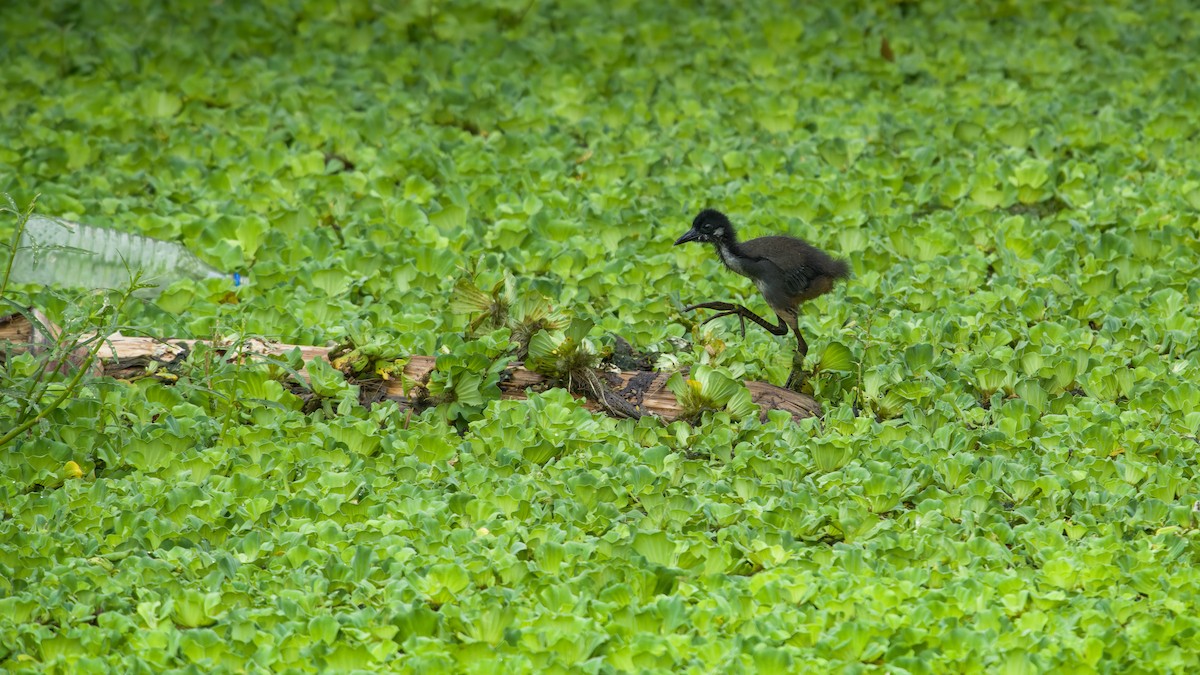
[740, 236, 824, 296]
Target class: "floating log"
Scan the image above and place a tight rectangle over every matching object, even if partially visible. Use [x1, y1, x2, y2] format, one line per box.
[0, 311, 820, 423]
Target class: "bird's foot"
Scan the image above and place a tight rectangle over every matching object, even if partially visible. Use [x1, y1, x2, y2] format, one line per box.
[784, 352, 809, 392]
[784, 367, 809, 392]
[683, 302, 749, 337]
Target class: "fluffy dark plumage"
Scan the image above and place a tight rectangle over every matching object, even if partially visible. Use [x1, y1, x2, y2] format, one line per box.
[739, 236, 850, 301]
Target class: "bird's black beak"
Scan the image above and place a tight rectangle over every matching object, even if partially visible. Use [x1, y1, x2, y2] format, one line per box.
[674, 228, 701, 246]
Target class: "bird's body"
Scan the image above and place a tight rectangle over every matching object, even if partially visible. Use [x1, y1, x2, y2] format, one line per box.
[723, 235, 848, 307]
[675, 209, 849, 388]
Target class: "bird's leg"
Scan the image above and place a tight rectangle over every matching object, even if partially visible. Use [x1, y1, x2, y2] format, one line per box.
[683, 302, 788, 337]
[794, 330, 809, 359]
[783, 314, 809, 392]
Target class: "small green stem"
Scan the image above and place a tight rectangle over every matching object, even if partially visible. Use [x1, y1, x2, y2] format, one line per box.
[0, 331, 104, 448]
[0, 193, 38, 301]
[0, 239, 141, 447]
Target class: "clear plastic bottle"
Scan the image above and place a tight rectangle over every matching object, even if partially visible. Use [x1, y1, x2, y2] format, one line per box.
[6, 216, 242, 297]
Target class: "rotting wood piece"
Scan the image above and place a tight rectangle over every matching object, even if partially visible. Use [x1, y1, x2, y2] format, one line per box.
[0, 309, 57, 345]
[0, 312, 821, 423]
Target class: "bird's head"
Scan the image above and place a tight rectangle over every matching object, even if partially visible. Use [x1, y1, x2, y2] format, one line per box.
[674, 209, 734, 246]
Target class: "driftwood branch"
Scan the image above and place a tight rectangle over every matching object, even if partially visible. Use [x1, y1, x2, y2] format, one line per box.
[0, 312, 821, 423]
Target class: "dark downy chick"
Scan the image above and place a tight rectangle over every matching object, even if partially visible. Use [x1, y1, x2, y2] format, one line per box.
[674, 208, 849, 387]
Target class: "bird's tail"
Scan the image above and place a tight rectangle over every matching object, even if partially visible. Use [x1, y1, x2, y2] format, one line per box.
[826, 257, 851, 280]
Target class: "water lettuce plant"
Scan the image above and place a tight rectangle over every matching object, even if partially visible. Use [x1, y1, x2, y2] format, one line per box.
[2, 0, 1200, 672]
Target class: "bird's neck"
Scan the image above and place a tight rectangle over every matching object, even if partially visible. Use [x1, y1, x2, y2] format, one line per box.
[713, 236, 750, 275]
